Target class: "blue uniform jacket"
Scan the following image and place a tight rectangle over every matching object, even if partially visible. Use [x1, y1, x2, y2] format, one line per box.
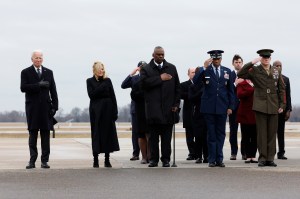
[193, 65, 235, 114]
[121, 74, 140, 114]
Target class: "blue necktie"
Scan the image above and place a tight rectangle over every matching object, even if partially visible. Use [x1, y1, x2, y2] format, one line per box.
[215, 68, 219, 81]
[158, 64, 162, 69]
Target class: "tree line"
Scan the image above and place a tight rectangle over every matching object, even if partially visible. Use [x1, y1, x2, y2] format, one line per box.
[0, 104, 132, 123]
[1, 104, 300, 122]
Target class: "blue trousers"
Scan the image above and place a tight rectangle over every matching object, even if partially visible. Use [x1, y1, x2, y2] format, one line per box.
[204, 114, 227, 164]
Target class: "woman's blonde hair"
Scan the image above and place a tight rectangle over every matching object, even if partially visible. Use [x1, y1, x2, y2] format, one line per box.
[93, 61, 107, 79]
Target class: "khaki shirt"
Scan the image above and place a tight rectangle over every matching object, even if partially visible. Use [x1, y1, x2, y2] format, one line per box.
[237, 62, 286, 114]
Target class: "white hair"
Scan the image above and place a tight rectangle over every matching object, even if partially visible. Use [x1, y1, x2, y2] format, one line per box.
[31, 49, 43, 57]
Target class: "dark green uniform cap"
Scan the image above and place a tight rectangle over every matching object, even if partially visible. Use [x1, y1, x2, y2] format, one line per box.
[257, 49, 274, 57]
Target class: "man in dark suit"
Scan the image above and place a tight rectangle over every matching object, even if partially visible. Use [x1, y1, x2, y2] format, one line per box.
[140, 46, 180, 167]
[20, 50, 58, 169]
[189, 67, 208, 164]
[193, 50, 234, 167]
[273, 60, 292, 160]
[229, 54, 245, 160]
[121, 61, 147, 161]
[180, 67, 196, 160]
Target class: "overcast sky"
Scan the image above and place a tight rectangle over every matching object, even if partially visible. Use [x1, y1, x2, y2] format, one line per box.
[0, 0, 299, 113]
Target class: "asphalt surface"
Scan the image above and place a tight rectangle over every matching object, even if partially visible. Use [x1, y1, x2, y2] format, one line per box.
[1, 136, 300, 198]
[1, 168, 300, 199]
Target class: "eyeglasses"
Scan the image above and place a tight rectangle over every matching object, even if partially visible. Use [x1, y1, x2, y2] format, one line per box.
[275, 65, 282, 67]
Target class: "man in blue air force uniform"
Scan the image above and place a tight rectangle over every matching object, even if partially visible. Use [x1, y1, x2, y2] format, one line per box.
[193, 50, 234, 167]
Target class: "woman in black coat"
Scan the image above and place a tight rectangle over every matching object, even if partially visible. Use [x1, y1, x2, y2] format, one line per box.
[86, 61, 120, 168]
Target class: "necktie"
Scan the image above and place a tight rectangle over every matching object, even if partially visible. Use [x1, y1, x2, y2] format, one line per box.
[215, 68, 219, 81]
[158, 64, 162, 69]
[37, 68, 41, 79]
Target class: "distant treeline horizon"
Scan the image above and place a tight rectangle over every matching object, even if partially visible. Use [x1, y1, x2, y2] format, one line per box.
[1, 104, 300, 122]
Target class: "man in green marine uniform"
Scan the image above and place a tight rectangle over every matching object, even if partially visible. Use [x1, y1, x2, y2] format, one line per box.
[237, 49, 286, 167]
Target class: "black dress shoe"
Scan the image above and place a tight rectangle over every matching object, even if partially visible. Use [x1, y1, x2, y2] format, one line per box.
[26, 163, 35, 169]
[245, 160, 251, 163]
[148, 161, 158, 167]
[130, 156, 139, 161]
[266, 161, 277, 167]
[93, 162, 99, 168]
[216, 162, 225, 167]
[258, 161, 266, 167]
[208, 163, 216, 167]
[195, 158, 202, 164]
[41, 162, 50, 169]
[203, 159, 208, 163]
[278, 155, 288, 160]
[250, 159, 258, 163]
[186, 156, 195, 160]
[162, 162, 170, 167]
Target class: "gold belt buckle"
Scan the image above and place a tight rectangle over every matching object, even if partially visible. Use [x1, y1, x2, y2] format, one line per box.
[267, 89, 270, 93]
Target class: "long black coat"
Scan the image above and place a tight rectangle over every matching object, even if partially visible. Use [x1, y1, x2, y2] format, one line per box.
[20, 65, 58, 130]
[140, 59, 181, 125]
[180, 80, 193, 128]
[87, 77, 120, 154]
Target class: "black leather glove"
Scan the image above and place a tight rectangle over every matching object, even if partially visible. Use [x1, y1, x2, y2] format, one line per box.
[49, 108, 56, 117]
[38, 81, 50, 88]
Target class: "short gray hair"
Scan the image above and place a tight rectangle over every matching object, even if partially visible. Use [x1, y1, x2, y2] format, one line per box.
[31, 49, 43, 57]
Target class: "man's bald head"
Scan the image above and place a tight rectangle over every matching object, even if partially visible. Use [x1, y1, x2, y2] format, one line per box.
[273, 60, 282, 72]
[188, 67, 196, 80]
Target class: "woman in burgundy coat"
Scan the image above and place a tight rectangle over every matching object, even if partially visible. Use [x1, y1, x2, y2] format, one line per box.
[236, 79, 258, 163]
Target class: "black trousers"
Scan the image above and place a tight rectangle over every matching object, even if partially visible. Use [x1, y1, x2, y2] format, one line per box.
[29, 130, 50, 163]
[148, 124, 173, 163]
[277, 112, 286, 156]
[185, 127, 195, 157]
[193, 113, 208, 160]
[240, 124, 257, 158]
[131, 113, 140, 157]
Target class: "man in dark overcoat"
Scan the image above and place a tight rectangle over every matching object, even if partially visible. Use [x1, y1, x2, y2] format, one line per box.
[20, 50, 58, 169]
[273, 60, 292, 160]
[180, 67, 196, 160]
[140, 46, 181, 167]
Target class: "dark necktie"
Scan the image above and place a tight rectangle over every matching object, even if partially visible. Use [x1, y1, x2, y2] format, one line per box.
[37, 68, 41, 79]
[158, 64, 162, 69]
[215, 68, 219, 81]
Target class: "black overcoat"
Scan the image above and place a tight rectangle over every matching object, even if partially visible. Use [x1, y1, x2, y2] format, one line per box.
[180, 80, 193, 128]
[87, 77, 120, 154]
[140, 59, 180, 125]
[20, 65, 58, 130]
